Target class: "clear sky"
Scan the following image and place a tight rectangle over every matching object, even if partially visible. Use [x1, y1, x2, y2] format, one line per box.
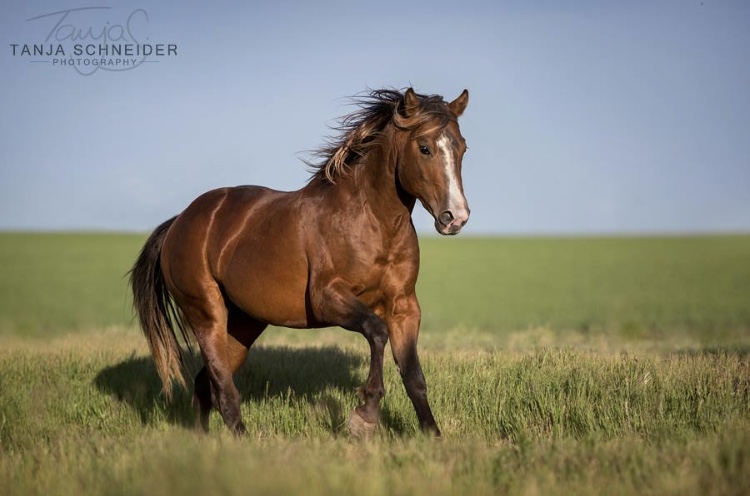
[1, 0, 748, 234]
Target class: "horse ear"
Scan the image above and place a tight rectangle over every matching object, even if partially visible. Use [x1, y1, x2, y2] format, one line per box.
[449, 89, 469, 117]
[403, 88, 421, 117]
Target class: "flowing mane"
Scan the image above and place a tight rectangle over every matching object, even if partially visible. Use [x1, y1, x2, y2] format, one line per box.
[308, 88, 456, 183]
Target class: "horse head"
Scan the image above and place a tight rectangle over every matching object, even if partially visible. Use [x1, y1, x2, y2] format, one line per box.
[395, 88, 470, 235]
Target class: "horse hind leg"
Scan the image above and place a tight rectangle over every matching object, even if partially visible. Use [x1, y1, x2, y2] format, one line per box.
[192, 367, 213, 433]
[192, 305, 267, 433]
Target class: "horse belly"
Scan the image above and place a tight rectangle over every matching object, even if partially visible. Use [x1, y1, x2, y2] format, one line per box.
[220, 237, 313, 328]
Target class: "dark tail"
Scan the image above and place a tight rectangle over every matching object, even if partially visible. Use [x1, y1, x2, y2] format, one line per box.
[129, 216, 191, 398]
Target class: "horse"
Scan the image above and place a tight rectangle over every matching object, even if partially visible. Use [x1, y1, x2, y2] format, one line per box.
[129, 87, 470, 438]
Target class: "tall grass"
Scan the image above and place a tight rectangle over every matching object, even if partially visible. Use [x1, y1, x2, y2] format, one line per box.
[1, 331, 748, 495]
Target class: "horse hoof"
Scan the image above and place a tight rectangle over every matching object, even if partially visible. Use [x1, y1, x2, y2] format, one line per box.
[347, 410, 378, 439]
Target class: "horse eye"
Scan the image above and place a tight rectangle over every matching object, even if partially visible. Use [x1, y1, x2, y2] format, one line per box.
[419, 145, 431, 156]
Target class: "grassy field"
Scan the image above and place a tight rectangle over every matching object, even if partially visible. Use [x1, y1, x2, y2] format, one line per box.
[1, 232, 749, 495]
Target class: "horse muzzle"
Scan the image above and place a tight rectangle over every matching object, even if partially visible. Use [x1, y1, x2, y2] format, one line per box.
[435, 207, 470, 235]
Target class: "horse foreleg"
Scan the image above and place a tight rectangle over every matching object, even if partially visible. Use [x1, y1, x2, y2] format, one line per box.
[387, 297, 441, 436]
[348, 318, 388, 439]
[313, 282, 388, 439]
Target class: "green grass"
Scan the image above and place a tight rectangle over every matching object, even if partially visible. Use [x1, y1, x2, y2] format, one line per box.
[1, 232, 749, 340]
[418, 236, 750, 340]
[0, 233, 144, 335]
[1, 331, 748, 496]
[1, 232, 749, 495]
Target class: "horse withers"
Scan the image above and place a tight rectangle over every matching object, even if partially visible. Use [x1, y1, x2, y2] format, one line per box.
[129, 87, 470, 437]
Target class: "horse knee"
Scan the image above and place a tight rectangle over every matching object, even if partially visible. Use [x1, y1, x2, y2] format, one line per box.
[362, 316, 388, 348]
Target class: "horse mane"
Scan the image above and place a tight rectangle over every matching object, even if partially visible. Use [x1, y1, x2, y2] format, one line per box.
[307, 88, 455, 184]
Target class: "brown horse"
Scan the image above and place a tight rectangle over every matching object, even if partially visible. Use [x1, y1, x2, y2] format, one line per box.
[130, 87, 470, 437]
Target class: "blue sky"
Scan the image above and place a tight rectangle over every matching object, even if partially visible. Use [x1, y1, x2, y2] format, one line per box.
[1, 0, 748, 234]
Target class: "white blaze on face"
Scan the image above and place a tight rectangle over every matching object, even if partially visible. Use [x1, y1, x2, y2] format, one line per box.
[436, 133, 469, 217]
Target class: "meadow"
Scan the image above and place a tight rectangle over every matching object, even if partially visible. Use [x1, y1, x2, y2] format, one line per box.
[1, 232, 749, 495]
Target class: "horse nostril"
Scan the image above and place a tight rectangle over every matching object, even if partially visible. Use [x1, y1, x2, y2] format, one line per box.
[438, 211, 454, 226]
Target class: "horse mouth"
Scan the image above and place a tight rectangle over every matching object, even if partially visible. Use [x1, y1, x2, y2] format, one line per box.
[435, 219, 465, 236]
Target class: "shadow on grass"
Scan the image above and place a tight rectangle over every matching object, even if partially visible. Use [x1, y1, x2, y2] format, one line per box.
[94, 345, 367, 432]
[93, 353, 188, 428]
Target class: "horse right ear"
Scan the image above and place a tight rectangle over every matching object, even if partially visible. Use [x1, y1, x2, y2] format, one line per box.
[403, 88, 420, 117]
[449, 89, 469, 117]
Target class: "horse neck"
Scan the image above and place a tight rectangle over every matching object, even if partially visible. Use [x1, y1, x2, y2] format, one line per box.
[308, 130, 415, 229]
[354, 130, 416, 222]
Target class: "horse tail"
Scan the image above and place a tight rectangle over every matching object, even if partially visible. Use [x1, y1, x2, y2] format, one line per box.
[129, 216, 191, 398]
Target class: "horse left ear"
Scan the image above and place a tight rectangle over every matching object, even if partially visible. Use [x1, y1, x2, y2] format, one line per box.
[403, 88, 421, 117]
[449, 89, 469, 117]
